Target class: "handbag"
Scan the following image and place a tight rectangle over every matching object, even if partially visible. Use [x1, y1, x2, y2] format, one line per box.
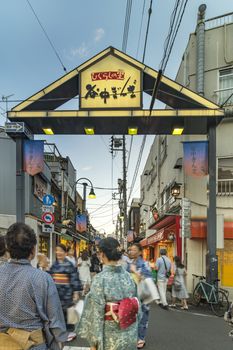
[173, 280, 182, 291]
[67, 305, 79, 325]
[67, 299, 85, 325]
[161, 257, 171, 278]
[138, 277, 160, 304]
[173, 268, 182, 291]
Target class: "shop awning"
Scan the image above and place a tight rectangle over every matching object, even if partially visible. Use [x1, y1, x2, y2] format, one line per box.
[140, 229, 165, 247]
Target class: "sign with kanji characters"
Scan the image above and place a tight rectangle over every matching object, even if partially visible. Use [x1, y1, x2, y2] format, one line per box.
[80, 54, 142, 109]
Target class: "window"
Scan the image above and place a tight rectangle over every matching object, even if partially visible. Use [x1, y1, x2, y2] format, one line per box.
[151, 157, 158, 182]
[159, 136, 167, 165]
[218, 68, 233, 106]
[218, 157, 233, 195]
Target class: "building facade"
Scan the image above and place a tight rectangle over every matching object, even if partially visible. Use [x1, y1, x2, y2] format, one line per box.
[140, 10, 233, 294]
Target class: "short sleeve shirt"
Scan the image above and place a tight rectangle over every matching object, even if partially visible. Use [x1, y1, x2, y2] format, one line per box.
[155, 256, 171, 281]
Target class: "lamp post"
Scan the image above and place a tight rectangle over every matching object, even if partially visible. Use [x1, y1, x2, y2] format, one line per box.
[74, 177, 96, 214]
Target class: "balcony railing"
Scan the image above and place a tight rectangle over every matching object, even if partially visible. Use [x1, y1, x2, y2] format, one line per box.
[214, 87, 233, 107]
[205, 12, 233, 30]
[217, 179, 233, 196]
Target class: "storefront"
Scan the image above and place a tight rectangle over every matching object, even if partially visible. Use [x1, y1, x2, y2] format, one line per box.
[141, 215, 181, 263]
[191, 218, 233, 288]
[38, 234, 50, 257]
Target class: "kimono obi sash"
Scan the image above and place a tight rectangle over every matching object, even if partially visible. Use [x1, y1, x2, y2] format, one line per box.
[0, 328, 44, 350]
[105, 297, 139, 329]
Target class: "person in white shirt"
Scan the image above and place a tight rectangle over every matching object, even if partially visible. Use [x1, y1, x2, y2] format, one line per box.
[78, 250, 91, 295]
[66, 247, 77, 267]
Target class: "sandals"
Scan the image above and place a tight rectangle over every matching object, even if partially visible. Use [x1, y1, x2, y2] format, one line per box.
[137, 340, 146, 349]
[181, 306, 189, 310]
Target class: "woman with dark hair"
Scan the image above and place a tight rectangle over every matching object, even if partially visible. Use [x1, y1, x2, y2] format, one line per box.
[77, 237, 139, 350]
[171, 256, 189, 310]
[0, 235, 8, 266]
[128, 243, 153, 349]
[50, 243, 82, 342]
[77, 250, 91, 295]
[0, 223, 66, 350]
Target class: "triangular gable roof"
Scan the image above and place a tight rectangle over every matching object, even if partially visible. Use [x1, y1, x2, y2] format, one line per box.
[12, 46, 219, 112]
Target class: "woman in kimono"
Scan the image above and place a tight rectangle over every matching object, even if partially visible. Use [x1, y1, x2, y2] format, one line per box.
[50, 244, 82, 342]
[77, 237, 139, 350]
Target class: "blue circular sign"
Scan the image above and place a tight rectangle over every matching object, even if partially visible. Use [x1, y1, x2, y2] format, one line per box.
[42, 194, 55, 206]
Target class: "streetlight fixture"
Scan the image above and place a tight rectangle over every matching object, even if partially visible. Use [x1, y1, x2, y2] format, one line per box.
[75, 177, 96, 211]
[171, 182, 181, 198]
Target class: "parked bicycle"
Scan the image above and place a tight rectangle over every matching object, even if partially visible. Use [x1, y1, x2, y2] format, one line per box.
[192, 274, 229, 317]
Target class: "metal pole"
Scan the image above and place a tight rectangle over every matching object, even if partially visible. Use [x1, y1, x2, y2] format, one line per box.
[207, 124, 218, 283]
[82, 183, 87, 213]
[122, 135, 128, 238]
[16, 136, 25, 222]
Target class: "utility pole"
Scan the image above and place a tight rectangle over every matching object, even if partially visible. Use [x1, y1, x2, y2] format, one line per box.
[110, 135, 128, 241]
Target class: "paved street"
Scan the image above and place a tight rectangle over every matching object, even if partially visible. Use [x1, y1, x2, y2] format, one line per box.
[65, 303, 232, 350]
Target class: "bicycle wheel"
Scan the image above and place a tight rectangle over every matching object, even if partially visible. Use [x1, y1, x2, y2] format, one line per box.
[210, 290, 229, 317]
[193, 284, 202, 306]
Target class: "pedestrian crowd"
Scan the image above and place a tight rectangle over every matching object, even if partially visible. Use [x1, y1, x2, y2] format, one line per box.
[0, 222, 189, 350]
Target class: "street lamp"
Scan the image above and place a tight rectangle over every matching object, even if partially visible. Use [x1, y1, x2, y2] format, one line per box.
[75, 177, 96, 212]
[171, 182, 181, 198]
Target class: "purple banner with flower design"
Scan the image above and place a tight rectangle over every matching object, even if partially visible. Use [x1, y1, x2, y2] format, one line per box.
[76, 214, 87, 233]
[23, 140, 44, 176]
[183, 141, 208, 177]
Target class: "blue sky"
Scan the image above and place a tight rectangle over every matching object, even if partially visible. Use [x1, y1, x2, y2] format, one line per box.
[0, 0, 232, 234]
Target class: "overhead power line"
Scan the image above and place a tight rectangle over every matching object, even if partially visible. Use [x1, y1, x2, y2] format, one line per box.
[26, 0, 67, 72]
[127, 0, 154, 204]
[122, 0, 133, 52]
[149, 0, 189, 113]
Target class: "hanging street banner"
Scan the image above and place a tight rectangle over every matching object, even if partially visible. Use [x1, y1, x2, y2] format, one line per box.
[76, 214, 87, 233]
[80, 54, 142, 109]
[23, 140, 44, 176]
[183, 141, 208, 177]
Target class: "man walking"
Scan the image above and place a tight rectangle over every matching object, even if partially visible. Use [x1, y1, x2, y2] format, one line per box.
[0, 222, 67, 350]
[155, 248, 171, 309]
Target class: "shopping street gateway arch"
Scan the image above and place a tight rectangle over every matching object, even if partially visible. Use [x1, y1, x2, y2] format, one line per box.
[7, 46, 228, 282]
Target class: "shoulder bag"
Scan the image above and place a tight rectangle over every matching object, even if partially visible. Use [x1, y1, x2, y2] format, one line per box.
[161, 257, 171, 279]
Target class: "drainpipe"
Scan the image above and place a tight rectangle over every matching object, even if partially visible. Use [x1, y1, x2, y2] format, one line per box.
[196, 4, 206, 96]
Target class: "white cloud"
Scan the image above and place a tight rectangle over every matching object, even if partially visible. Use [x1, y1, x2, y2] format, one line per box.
[69, 42, 90, 59]
[94, 28, 105, 42]
[81, 166, 93, 172]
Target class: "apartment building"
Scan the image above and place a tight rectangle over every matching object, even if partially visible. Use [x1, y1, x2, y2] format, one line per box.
[140, 9, 233, 294]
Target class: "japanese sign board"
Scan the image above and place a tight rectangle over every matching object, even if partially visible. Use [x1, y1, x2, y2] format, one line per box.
[42, 205, 55, 213]
[80, 54, 142, 109]
[181, 198, 191, 238]
[42, 223, 54, 234]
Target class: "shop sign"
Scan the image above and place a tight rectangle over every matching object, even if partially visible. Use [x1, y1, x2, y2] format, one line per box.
[181, 198, 191, 237]
[147, 229, 164, 245]
[34, 175, 47, 202]
[80, 54, 141, 109]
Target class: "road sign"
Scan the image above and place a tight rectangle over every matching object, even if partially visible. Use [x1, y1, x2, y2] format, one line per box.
[42, 205, 55, 213]
[5, 122, 24, 132]
[42, 194, 54, 206]
[5, 122, 33, 139]
[42, 223, 54, 233]
[42, 212, 55, 224]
